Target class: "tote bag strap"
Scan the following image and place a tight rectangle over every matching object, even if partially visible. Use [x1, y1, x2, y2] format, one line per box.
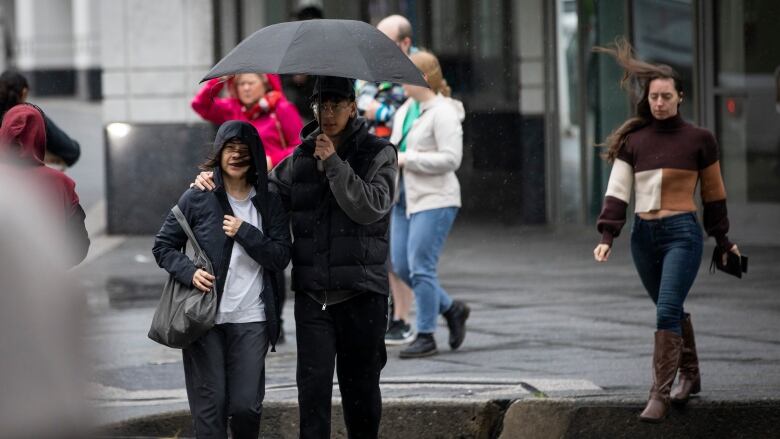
[171, 205, 205, 256]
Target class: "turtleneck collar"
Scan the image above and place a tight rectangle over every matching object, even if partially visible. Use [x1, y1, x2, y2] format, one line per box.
[650, 112, 685, 131]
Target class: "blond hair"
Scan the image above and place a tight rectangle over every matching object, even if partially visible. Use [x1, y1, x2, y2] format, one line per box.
[410, 51, 451, 97]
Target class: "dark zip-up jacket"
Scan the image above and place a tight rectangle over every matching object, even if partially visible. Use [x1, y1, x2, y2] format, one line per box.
[43, 114, 80, 167]
[269, 116, 397, 302]
[153, 121, 292, 348]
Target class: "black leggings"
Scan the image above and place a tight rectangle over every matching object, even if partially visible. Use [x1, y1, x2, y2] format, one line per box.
[182, 322, 270, 439]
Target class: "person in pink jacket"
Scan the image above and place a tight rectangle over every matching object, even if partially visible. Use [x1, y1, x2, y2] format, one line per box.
[192, 73, 303, 170]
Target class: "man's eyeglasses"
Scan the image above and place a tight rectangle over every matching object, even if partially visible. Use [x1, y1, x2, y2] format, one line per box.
[311, 102, 350, 116]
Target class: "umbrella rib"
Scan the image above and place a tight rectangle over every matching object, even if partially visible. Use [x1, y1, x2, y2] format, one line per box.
[343, 21, 377, 82]
[274, 22, 304, 75]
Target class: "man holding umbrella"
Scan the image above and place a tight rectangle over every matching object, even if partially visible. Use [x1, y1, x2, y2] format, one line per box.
[281, 75, 397, 439]
[195, 75, 397, 438]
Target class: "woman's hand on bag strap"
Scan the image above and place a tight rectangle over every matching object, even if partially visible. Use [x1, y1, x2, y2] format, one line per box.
[192, 269, 215, 293]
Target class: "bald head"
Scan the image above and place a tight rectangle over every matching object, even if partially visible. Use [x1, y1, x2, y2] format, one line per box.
[377, 14, 412, 55]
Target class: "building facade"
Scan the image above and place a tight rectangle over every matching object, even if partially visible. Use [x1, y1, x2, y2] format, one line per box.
[1, 0, 777, 233]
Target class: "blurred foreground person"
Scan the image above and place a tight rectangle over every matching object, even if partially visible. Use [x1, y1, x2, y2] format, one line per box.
[154, 121, 291, 438]
[389, 51, 468, 359]
[593, 38, 740, 423]
[0, 103, 89, 265]
[0, 173, 87, 438]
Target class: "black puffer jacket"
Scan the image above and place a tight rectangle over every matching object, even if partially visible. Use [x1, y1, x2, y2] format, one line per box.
[153, 121, 291, 347]
[269, 117, 397, 298]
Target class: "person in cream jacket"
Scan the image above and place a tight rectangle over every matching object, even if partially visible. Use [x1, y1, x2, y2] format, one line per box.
[389, 50, 469, 359]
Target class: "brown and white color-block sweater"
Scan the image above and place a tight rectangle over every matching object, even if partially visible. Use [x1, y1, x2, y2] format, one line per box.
[597, 114, 732, 249]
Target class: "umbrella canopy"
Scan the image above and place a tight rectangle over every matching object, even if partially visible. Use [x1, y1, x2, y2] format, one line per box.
[201, 19, 428, 87]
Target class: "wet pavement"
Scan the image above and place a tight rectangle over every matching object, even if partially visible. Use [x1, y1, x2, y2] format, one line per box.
[78, 222, 780, 429]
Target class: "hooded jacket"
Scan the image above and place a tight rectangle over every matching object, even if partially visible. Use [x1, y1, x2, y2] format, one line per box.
[0, 104, 89, 266]
[269, 116, 397, 301]
[389, 94, 465, 215]
[153, 121, 292, 347]
[191, 74, 303, 167]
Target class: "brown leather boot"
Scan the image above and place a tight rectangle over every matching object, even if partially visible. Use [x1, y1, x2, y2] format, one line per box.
[639, 330, 683, 423]
[671, 314, 701, 405]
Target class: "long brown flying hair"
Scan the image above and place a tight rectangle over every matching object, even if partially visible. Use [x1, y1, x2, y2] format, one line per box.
[593, 37, 683, 162]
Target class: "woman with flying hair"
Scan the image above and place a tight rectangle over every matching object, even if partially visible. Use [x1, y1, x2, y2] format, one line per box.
[592, 38, 740, 423]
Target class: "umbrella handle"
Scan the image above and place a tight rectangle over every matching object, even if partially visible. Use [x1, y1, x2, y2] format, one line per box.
[316, 76, 324, 172]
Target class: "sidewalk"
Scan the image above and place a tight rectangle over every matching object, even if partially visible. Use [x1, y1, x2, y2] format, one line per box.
[82, 220, 780, 438]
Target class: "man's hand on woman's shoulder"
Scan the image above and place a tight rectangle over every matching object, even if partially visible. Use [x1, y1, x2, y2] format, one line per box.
[191, 171, 215, 191]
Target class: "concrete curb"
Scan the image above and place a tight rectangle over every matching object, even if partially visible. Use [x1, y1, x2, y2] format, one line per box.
[98, 398, 780, 438]
[499, 398, 780, 438]
[97, 400, 505, 439]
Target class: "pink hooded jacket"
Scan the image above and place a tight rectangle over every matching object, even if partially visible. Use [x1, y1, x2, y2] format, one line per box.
[0, 104, 90, 265]
[191, 74, 303, 167]
[0, 104, 79, 214]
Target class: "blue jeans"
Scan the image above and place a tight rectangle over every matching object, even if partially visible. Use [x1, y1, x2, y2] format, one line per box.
[391, 186, 458, 334]
[630, 213, 703, 335]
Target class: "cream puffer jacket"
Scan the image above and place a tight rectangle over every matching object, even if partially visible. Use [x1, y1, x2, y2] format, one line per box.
[390, 94, 465, 216]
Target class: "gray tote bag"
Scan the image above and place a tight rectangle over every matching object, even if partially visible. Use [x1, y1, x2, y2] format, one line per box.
[148, 205, 217, 349]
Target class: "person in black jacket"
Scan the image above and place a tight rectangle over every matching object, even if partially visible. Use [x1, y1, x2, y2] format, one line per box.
[194, 76, 398, 439]
[153, 120, 291, 439]
[0, 70, 81, 168]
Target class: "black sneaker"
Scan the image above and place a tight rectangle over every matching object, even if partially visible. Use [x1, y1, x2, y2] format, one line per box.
[443, 300, 470, 350]
[385, 319, 415, 345]
[399, 333, 437, 359]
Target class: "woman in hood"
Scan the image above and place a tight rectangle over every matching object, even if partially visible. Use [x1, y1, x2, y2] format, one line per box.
[388, 50, 470, 359]
[153, 121, 291, 438]
[0, 70, 82, 169]
[0, 103, 89, 266]
[192, 73, 303, 170]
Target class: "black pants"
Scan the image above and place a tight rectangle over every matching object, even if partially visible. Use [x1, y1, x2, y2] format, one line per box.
[295, 292, 388, 439]
[182, 322, 270, 439]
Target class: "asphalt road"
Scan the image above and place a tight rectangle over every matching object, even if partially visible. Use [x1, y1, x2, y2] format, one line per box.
[79, 224, 780, 426]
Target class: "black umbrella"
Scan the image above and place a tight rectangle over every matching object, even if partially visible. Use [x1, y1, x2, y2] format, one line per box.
[201, 19, 427, 87]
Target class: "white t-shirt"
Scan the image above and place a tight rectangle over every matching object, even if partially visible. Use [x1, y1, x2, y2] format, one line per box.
[216, 187, 265, 324]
